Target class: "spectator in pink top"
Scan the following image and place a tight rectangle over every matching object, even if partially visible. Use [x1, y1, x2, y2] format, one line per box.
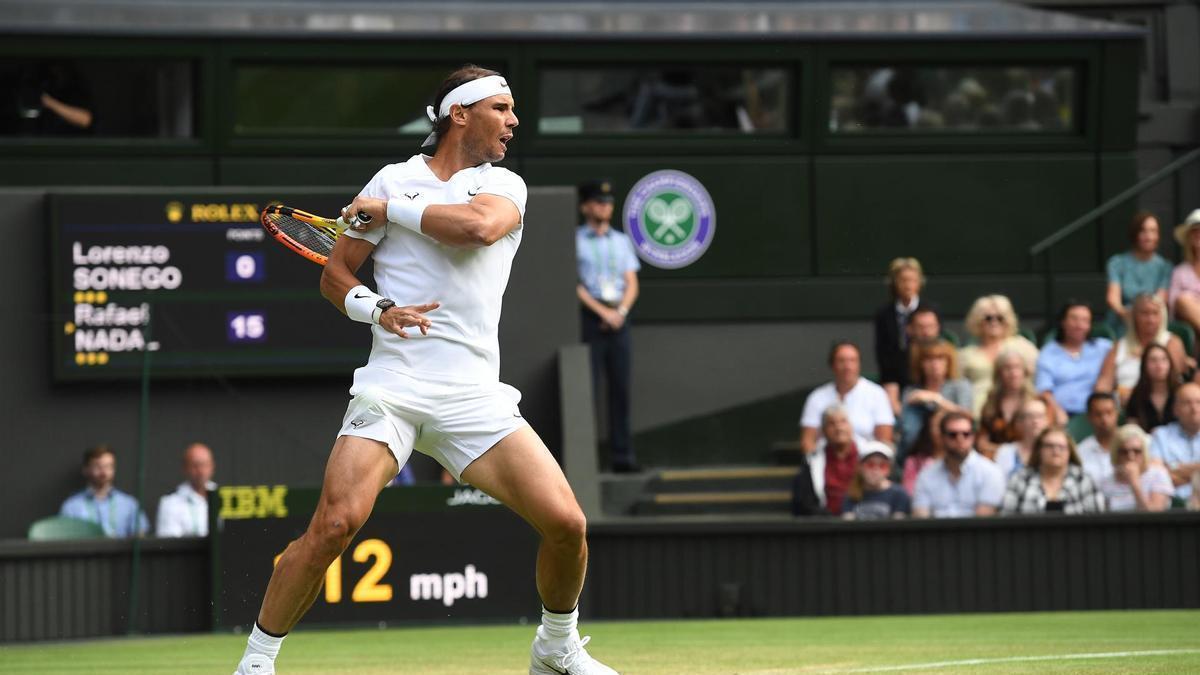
[1169, 209, 1200, 345]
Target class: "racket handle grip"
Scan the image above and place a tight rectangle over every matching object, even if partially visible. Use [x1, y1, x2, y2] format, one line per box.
[337, 211, 373, 229]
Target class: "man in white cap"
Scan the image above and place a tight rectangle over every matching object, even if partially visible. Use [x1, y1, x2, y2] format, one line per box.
[234, 65, 616, 675]
[841, 440, 911, 520]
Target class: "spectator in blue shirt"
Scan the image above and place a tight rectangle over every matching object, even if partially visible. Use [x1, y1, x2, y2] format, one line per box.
[912, 412, 1006, 518]
[59, 444, 148, 538]
[575, 179, 642, 473]
[1150, 382, 1200, 501]
[1105, 211, 1171, 335]
[1037, 301, 1111, 416]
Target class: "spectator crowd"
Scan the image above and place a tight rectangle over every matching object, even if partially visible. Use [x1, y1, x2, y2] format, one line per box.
[54, 441, 217, 538]
[794, 209, 1200, 519]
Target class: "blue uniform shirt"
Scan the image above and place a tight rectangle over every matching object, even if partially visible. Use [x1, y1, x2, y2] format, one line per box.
[576, 225, 640, 304]
[60, 487, 149, 537]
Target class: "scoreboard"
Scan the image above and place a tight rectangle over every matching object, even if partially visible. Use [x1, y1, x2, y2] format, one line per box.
[50, 191, 371, 381]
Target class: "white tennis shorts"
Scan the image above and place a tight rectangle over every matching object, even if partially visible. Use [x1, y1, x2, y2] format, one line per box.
[337, 366, 526, 481]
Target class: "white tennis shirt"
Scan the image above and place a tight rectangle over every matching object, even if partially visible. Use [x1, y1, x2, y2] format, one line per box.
[343, 154, 528, 384]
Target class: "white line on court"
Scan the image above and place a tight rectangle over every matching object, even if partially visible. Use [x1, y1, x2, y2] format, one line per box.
[836, 648, 1200, 672]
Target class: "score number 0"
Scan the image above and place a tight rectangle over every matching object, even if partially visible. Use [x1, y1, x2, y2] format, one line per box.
[274, 538, 393, 603]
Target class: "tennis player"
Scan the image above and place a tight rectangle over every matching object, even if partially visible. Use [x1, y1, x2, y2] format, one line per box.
[234, 66, 617, 675]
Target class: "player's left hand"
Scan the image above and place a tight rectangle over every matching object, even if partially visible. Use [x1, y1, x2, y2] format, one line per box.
[379, 301, 440, 339]
[343, 196, 388, 232]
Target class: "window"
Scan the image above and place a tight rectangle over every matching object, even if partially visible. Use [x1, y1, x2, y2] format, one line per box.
[829, 65, 1078, 134]
[539, 66, 789, 135]
[0, 58, 194, 138]
[233, 64, 458, 137]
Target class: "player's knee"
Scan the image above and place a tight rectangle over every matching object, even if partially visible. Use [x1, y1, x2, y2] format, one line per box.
[310, 508, 364, 555]
[545, 508, 587, 549]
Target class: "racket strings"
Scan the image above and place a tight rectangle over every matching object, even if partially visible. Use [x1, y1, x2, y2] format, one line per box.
[269, 213, 337, 257]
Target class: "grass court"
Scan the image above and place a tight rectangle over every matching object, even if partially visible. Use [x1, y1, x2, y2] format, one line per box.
[3, 610, 1198, 673]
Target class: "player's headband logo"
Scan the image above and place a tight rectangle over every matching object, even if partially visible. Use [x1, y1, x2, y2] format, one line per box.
[422, 75, 512, 147]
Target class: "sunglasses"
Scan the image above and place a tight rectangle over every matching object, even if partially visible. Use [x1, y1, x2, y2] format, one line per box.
[862, 458, 890, 469]
[1118, 447, 1144, 456]
[983, 314, 1006, 323]
[944, 430, 974, 438]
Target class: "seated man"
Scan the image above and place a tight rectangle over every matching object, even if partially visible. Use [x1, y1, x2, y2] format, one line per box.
[907, 306, 943, 345]
[1075, 392, 1118, 485]
[799, 342, 895, 454]
[155, 442, 216, 537]
[59, 444, 148, 537]
[1150, 382, 1200, 502]
[912, 412, 1005, 518]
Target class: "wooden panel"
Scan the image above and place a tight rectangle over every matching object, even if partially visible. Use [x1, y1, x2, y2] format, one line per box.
[0, 539, 208, 643]
[586, 513, 1200, 620]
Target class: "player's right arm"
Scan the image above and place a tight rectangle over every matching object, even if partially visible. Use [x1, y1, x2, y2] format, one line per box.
[320, 236, 377, 310]
[320, 236, 439, 338]
[346, 194, 520, 249]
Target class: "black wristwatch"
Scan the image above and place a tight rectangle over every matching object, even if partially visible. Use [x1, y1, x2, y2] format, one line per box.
[374, 298, 396, 323]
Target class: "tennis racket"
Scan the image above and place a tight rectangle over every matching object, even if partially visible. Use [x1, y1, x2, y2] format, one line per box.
[260, 204, 371, 266]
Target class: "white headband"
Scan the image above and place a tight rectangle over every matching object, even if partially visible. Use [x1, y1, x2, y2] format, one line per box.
[422, 74, 512, 147]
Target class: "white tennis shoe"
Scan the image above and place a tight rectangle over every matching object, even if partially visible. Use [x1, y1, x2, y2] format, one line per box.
[233, 654, 275, 675]
[529, 627, 619, 674]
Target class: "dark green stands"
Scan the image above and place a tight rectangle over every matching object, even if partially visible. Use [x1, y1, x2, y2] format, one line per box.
[0, 2, 1144, 321]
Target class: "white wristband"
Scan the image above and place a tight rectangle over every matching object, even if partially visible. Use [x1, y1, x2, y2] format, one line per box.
[387, 198, 428, 234]
[344, 285, 384, 325]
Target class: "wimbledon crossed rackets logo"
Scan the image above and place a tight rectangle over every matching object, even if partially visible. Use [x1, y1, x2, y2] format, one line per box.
[624, 170, 715, 269]
[645, 194, 694, 245]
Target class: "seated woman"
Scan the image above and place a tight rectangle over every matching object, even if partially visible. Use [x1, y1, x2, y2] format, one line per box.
[874, 257, 926, 414]
[1001, 427, 1106, 515]
[897, 339, 971, 461]
[1037, 301, 1111, 417]
[841, 441, 911, 520]
[902, 408, 945, 495]
[958, 294, 1039, 416]
[1168, 210, 1200, 344]
[993, 398, 1050, 479]
[977, 350, 1038, 459]
[1105, 210, 1171, 335]
[1095, 293, 1189, 405]
[1100, 424, 1173, 512]
[1125, 343, 1181, 432]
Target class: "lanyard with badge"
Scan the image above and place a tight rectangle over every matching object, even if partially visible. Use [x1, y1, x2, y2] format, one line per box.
[588, 233, 622, 304]
[90, 496, 119, 535]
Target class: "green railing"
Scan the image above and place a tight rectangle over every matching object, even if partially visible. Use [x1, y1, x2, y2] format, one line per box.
[1029, 146, 1200, 315]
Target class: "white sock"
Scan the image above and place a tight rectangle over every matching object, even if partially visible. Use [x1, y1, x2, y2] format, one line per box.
[242, 622, 286, 662]
[540, 606, 579, 640]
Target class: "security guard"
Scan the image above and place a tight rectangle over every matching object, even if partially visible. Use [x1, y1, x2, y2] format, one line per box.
[575, 180, 641, 473]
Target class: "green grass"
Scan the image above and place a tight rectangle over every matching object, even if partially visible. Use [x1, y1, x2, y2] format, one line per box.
[2, 610, 1198, 674]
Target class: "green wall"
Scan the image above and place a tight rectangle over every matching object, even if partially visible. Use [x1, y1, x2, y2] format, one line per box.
[0, 35, 1144, 321]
